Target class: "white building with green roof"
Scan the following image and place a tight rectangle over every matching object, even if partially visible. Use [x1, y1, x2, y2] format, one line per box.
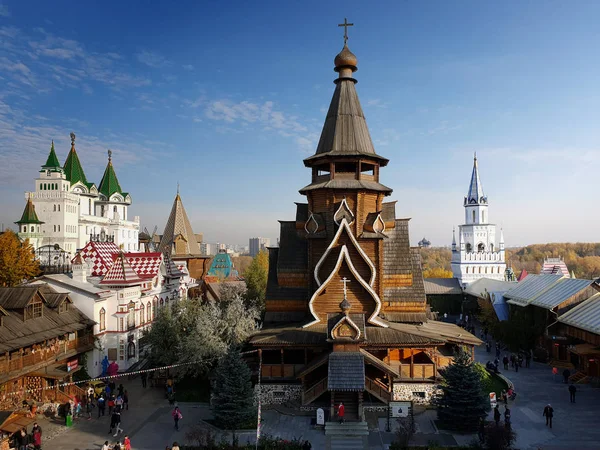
[18, 133, 140, 261]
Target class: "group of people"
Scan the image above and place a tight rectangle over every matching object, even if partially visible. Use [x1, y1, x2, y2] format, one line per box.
[13, 422, 42, 450]
[101, 435, 131, 450]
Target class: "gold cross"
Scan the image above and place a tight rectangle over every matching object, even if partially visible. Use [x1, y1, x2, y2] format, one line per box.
[338, 18, 354, 44]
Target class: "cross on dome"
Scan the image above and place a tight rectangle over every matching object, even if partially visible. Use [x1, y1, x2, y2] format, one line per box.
[338, 18, 354, 44]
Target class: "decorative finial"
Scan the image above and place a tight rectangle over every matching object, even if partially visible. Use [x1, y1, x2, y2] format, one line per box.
[177, 182, 180, 195]
[474, 151, 477, 160]
[70, 132, 76, 145]
[108, 149, 112, 162]
[338, 18, 354, 45]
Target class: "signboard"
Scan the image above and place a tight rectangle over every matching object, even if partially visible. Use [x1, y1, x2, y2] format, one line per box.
[489, 392, 497, 408]
[67, 358, 79, 372]
[390, 401, 412, 418]
[316, 408, 325, 426]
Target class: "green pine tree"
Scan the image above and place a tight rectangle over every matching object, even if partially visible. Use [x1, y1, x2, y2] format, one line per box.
[212, 346, 256, 442]
[434, 347, 489, 432]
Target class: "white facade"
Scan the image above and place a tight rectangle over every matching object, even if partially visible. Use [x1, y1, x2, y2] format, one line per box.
[18, 136, 140, 260]
[33, 254, 193, 376]
[451, 155, 506, 287]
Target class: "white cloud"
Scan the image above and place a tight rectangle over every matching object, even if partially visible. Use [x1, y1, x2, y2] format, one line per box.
[0, 3, 10, 17]
[136, 50, 170, 68]
[182, 64, 194, 71]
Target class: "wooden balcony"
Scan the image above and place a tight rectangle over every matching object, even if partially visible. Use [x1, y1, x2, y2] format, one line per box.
[261, 363, 305, 379]
[365, 376, 391, 403]
[0, 335, 94, 384]
[391, 363, 436, 381]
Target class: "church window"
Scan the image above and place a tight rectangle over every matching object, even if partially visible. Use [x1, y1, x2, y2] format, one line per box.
[53, 205, 56, 212]
[101, 205, 105, 216]
[140, 303, 145, 325]
[23, 226, 26, 232]
[485, 267, 488, 274]
[58, 225, 60, 232]
[466, 243, 472, 252]
[57, 205, 60, 212]
[472, 210, 476, 223]
[30, 226, 34, 232]
[491, 267, 494, 274]
[113, 205, 117, 214]
[466, 267, 469, 274]
[147, 301, 151, 322]
[478, 243, 485, 252]
[152, 297, 157, 319]
[53, 225, 56, 232]
[478, 267, 482, 274]
[89, 199, 92, 215]
[490, 243, 494, 252]
[127, 341, 136, 360]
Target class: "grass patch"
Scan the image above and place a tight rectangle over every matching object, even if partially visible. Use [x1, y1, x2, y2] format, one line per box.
[175, 376, 211, 402]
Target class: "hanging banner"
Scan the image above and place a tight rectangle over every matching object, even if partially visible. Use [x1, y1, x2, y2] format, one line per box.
[67, 358, 79, 372]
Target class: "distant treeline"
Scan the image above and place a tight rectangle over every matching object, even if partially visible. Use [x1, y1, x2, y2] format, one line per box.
[420, 243, 600, 279]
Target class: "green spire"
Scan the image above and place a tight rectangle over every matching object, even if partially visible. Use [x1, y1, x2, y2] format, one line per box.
[98, 149, 123, 197]
[15, 197, 44, 224]
[63, 132, 89, 186]
[41, 140, 63, 172]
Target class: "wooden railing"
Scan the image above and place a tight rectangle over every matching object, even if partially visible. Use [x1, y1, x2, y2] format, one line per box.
[261, 364, 305, 379]
[365, 376, 391, 403]
[0, 335, 93, 378]
[303, 377, 328, 404]
[393, 363, 436, 380]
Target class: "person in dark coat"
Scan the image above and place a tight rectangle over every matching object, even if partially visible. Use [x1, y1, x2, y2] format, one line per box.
[569, 384, 577, 403]
[504, 407, 511, 428]
[493, 405, 501, 426]
[543, 404, 554, 428]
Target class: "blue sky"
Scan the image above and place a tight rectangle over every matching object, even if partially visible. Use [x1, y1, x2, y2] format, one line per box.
[1, 1, 599, 247]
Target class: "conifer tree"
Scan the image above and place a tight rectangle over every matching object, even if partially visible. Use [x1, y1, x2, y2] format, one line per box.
[434, 346, 488, 432]
[212, 346, 256, 441]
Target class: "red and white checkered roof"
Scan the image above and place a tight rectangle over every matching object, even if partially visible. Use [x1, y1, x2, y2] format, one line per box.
[76, 241, 121, 277]
[123, 252, 162, 279]
[100, 253, 144, 286]
[164, 253, 185, 278]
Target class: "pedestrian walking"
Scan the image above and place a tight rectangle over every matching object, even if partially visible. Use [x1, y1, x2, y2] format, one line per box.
[141, 372, 147, 388]
[337, 402, 345, 424]
[172, 442, 180, 450]
[115, 395, 124, 411]
[32, 428, 42, 450]
[16, 427, 28, 450]
[503, 356, 509, 370]
[504, 407, 511, 429]
[31, 423, 41, 438]
[109, 408, 122, 436]
[102, 441, 110, 450]
[543, 404, 553, 428]
[172, 406, 182, 430]
[496, 345, 501, 359]
[123, 390, 129, 410]
[98, 395, 106, 417]
[123, 435, 131, 450]
[108, 396, 115, 415]
[493, 405, 501, 426]
[86, 399, 93, 420]
[569, 384, 577, 403]
[563, 369, 570, 384]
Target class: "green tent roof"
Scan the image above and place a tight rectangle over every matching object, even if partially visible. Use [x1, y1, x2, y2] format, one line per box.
[63, 142, 89, 186]
[15, 198, 44, 224]
[98, 154, 123, 198]
[41, 141, 63, 172]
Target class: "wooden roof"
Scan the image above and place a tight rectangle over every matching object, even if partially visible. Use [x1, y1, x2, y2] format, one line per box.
[304, 78, 388, 166]
[158, 193, 202, 257]
[0, 286, 39, 309]
[424, 278, 463, 296]
[328, 352, 365, 391]
[0, 284, 94, 354]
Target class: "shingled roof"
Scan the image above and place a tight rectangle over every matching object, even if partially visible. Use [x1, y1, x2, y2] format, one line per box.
[63, 136, 94, 189]
[16, 197, 43, 224]
[158, 193, 201, 256]
[304, 75, 388, 166]
[328, 352, 365, 391]
[98, 151, 124, 198]
[41, 141, 62, 172]
[99, 253, 144, 286]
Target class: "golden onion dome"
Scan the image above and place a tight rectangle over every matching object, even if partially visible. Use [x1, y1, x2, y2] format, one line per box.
[334, 44, 358, 71]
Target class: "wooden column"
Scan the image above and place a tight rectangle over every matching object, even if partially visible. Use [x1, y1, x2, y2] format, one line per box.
[410, 349, 414, 379]
[330, 391, 335, 421]
[433, 347, 438, 380]
[358, 391, 364, 421]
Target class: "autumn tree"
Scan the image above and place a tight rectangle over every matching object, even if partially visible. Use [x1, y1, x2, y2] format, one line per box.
[0, 230, 40, 286]
[423, 267, 453, 278]
[244, 250, 269, 310]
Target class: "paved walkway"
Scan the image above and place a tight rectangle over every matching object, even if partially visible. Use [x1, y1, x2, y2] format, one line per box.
[466, 335, 600, 449]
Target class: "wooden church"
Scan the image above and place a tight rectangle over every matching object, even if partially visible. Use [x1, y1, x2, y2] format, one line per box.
[249, 32, 480, 421]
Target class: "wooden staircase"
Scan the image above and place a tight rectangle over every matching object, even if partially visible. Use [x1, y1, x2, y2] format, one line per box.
[303, 377, 328, 404]
[569, 372, 588, 384]
[364, 376, 390, 403]
[334, 392, 359, 421]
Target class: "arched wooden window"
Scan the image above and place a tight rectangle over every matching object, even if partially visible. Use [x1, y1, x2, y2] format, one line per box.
[99, 308, 106, 331]
[140, 303, 145, 325]
[127, 341, 136, 359]
[147, 301, 152, 322]
[153, 297, 157, 319]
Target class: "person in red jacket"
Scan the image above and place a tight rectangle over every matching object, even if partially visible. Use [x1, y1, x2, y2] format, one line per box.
[337, 402, 345, 424]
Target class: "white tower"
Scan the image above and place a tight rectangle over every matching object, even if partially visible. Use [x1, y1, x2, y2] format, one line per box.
[451, 154, 506, 287]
